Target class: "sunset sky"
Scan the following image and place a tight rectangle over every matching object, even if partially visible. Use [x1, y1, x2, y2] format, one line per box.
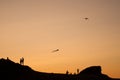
[0, 0, 120, 78]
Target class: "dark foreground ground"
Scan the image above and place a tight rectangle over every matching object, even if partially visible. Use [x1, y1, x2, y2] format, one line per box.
[0, 58, 120, 80]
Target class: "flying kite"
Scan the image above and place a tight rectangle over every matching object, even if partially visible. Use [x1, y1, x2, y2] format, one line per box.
[52, 49, 59, 53]
[84, 17, 89, 20]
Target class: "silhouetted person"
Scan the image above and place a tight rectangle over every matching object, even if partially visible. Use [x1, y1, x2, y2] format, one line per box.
[77, 69, 79, 74]
[66, 70, 69, 75]
[7, 57, 9, 60]
[20, 58, 22, 65]
[20, 57, 24, 65]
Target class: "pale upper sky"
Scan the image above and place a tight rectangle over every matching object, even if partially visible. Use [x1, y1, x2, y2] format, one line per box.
[0, 0, 120, 78]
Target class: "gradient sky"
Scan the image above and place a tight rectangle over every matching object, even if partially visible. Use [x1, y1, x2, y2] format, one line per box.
[0, 0, 120, 78]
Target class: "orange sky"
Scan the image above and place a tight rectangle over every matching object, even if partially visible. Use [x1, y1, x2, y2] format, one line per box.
[0, 0, 120, 78]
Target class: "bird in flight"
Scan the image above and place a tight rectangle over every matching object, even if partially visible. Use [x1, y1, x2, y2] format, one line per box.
[52, 49, 59, 53]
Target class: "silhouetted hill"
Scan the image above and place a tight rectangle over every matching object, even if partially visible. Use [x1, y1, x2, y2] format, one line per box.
[0, 58, 120, 80]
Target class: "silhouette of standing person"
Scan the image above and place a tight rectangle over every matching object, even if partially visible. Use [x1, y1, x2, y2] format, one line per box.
[22, 57, 24, 65]
[77, 69, 79, 74]
[20, 58, 21, 64]
[66, 70, 69, 75]
[7, 57, 9, 60]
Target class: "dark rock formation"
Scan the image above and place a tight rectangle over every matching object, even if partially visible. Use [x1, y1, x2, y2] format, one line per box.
[0, 58, 119, 80]
[79, 66, 101, 75]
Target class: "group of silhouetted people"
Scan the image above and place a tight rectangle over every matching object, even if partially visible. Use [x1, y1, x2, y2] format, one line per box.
[20, 57, 24, 65]
[66, 69, 80, 75]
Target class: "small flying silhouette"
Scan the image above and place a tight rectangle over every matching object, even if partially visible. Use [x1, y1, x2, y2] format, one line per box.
[52, 49, 59, 53]
[84, 17, 89, 20]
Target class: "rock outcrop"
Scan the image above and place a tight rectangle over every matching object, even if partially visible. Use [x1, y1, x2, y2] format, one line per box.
[0, 58, 119, 80]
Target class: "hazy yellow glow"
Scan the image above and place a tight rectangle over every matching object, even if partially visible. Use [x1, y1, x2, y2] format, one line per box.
[0, 0, 120, 78]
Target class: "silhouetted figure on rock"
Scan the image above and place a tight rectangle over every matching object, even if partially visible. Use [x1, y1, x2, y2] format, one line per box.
[77, 68, 80, 74]
[7, 57, 9, 60]
[20, 57, 24, 65]
[66, 70, 69, 75]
